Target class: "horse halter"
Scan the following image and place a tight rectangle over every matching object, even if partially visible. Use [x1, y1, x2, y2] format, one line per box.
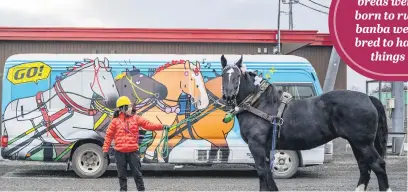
[124, 75, 159, 103]
[90, 63, 110, 100]
[221, 65, 242, 106]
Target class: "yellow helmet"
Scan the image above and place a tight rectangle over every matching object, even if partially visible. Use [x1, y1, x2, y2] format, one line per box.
[116, 96, 131, 108]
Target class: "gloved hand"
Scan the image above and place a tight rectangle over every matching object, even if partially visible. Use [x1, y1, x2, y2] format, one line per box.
[131, 102, 137, 114]
[103, 152, 109, 159]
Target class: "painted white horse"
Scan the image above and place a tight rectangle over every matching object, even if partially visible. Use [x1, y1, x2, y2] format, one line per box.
[2, 57, 119, 160]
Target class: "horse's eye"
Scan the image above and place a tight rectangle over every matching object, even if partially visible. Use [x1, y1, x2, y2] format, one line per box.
[124, 84, 127, 87]
[136, 80, 141, 85]
[112, 84, 114, 87]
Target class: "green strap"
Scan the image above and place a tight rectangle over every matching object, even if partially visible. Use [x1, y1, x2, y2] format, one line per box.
[156, 106, 219, 159]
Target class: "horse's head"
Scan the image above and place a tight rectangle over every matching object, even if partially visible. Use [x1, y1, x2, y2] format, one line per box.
[91, 57, 119, 106]
[221, 55, 256, 108]
[180, 60, 209, 109]
[115, 66, 168, 102]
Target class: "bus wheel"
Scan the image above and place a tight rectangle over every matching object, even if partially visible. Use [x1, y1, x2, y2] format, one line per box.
[271, 150, 299, 179]
[71, 143, 108, 178]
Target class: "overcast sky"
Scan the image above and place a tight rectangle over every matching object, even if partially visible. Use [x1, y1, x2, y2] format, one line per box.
[0, 0, 372, 92]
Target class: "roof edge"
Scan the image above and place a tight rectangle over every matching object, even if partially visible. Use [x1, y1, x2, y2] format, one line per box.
[0, 27, 332, 46]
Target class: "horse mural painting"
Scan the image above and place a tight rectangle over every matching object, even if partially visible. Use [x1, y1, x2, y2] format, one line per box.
[95, 61, 235, 163]
[129, 59, 210, 163]
[165, 76, 235, 163]
[92, 66, 168, 134]
[1, 57, 119, 161]
[220, 55, 391, 191]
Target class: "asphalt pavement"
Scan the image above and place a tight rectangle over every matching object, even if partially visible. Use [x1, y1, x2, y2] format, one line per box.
[0, 153, 406, 191]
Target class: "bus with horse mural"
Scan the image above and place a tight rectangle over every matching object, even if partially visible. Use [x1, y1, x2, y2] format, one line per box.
[1, 54, 333, 179]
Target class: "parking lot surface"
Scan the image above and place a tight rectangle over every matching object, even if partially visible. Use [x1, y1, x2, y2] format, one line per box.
[0, 153, 406, 191]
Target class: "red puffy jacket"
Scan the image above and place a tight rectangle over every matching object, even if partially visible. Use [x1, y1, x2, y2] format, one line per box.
[102, 113, 164, 153]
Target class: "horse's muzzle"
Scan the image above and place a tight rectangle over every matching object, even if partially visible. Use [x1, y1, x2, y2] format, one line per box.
[222, 94, 237, 111]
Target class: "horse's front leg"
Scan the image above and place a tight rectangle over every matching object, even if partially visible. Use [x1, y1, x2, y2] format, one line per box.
[265, 139, 279, 191]
[248, 139, 279, 191]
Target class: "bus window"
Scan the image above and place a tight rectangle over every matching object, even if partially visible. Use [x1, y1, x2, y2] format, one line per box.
[274, 83, 316, 100]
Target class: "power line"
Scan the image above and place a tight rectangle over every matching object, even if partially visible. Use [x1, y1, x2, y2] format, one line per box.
[308, 0, 329, 9]
[299, 2, 328, 15]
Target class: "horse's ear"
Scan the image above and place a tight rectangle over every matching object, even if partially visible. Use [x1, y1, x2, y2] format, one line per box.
[221, 55, 227, 69]
[94, 57, 99, 67]
[195, 61, 201, 69]
[184, 60, 191, 70]
[235, 55, 243, 68]
[103, 57, 109, 68]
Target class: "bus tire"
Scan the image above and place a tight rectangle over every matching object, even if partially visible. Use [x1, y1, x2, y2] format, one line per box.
[71, 143, 108, 178]
[271, 150, 299, 179]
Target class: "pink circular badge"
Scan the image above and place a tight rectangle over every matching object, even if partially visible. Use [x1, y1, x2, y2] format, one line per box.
[329, 0, 408, 80]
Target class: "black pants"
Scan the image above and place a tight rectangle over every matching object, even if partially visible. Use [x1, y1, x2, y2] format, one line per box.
[115, 151, 145, 191]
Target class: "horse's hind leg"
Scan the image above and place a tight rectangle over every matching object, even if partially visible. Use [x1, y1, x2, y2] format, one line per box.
[368, 147, 390, 191]
[353, 144, 390, 191]
[350, 143, 371, 191]
[248, 139, 278, 191]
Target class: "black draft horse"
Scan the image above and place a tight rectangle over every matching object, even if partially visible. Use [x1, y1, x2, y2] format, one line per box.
[220, 55, 391, 191]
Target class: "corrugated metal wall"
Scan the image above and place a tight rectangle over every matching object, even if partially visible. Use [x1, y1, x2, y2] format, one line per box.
[290, 46, 347, 90]
[0, 40, 346, 94]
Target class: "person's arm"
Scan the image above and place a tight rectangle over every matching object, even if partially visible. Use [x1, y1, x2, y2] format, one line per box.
[135, 115, 165, 131]
[102, 119, 117, 153]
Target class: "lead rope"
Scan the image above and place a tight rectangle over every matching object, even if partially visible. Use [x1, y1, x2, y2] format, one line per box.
[157, 127, 169, 158]
[270, 118, 277, 174]
[156, 103, 219, 159]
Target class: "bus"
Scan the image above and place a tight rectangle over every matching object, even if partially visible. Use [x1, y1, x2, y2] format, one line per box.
[1, 54, 333, 179]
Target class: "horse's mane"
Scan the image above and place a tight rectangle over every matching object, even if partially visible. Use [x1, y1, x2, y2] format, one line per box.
[154, 59, 200, 75]
[246, 71, 280, 105]
[154, 60, 185, 74]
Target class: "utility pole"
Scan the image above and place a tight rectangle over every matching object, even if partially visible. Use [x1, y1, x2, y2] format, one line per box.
[277, 0, 282, 54]
[289, 3, 293, 30]
[282, 0, 299, 30]
[391, 82, 405, 154]
[323, 47, 341, 93]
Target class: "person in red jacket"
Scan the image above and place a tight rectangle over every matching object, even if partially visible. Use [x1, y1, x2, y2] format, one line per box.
[102, 96, 169, 191]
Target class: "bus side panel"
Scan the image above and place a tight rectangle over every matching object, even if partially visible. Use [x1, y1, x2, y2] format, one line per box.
[1, 58, 122, 162]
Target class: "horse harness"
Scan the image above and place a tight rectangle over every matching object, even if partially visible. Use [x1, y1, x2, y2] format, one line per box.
[36, 80, 98, 144]
[229, 80, 293, 139]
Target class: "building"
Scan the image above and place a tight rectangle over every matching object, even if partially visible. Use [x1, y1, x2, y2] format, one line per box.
[0, 27, 345, 93]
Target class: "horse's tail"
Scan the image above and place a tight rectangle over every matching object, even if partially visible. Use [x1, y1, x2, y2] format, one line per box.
[369, 96, 388, 159]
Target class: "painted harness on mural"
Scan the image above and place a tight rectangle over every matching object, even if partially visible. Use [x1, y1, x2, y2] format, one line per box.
[36, 81, 98, 144]
[35, 59, 106, 144]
